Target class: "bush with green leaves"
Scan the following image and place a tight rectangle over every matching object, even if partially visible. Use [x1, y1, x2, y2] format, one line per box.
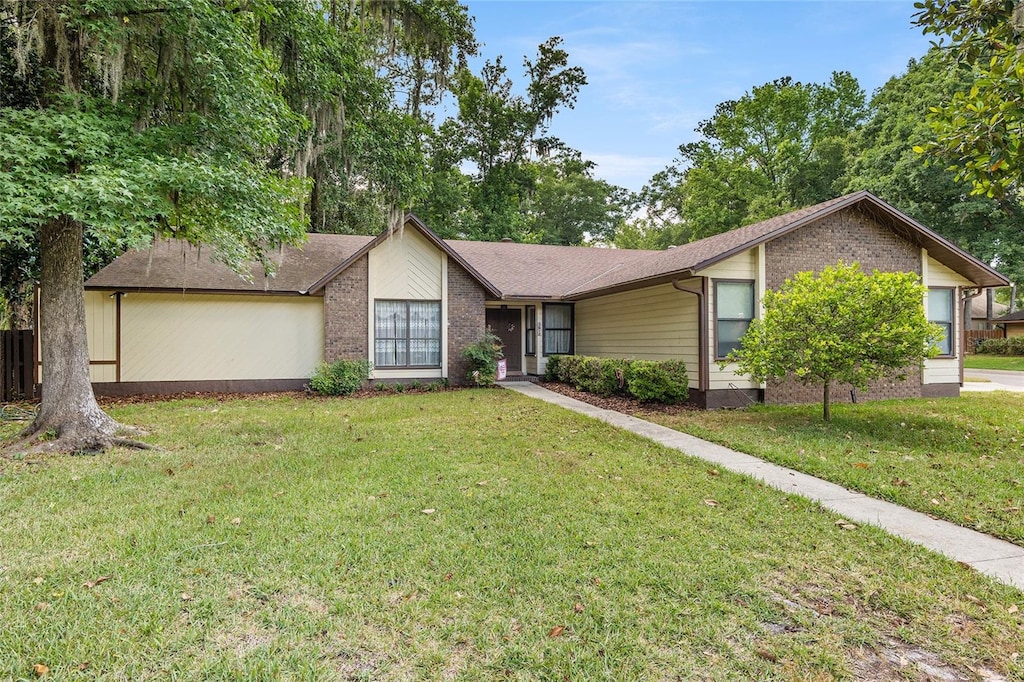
[976, 337, 1024, 356]
[309, 359, 372, 396]
[546, 354, 688, 403]
[462, 332, 504, 386]
[625, 360, 689, 403]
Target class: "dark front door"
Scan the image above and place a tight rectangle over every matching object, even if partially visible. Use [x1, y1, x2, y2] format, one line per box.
[485, 308, 522, 372]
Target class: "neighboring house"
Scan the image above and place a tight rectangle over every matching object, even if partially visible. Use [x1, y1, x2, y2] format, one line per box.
[994, 311, 1024, 338]
[79, 191, 1008, 407]
[968, 298, 1009, 330]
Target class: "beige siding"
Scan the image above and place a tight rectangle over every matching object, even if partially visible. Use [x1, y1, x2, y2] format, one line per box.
[697, 249, 760, 390]
[923, 252, 969, 385]
[84, 291, 118, 382]
[367, 229, 448, 380]
[1009, 325, 1024, 339]
[925, 255, 973, 288]
[369, 227, 443, 300]
[574, 283, 699, 379]
[120, 294, 323, 381]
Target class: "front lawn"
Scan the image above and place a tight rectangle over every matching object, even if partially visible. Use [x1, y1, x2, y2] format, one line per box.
[964, 354, 1024, 371]
[1, 391, 1022, 679]
[643, 392, 1024, 545]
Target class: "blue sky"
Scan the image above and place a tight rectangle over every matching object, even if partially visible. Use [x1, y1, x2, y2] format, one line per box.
[450, 1, 935, 191]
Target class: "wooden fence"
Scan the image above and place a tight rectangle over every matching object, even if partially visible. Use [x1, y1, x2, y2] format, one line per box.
[1, 329, 36, 401]
[964, 329, 1005, 355]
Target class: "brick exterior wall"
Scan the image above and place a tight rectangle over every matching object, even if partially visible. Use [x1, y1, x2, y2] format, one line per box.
[763, 207, 923, 406]
[324, 255, 368, 362]
[447, 260, 486, 386]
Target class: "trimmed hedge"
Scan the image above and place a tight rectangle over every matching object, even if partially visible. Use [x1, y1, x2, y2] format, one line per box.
[977, 337, 1024, 356]
[545, 355, 689, 404]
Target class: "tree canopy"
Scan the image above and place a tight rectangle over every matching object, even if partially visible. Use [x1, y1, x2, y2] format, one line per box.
[914, 0, 1024, 199]
[624, 73, 866, 248]
[0, 0, 417, 453]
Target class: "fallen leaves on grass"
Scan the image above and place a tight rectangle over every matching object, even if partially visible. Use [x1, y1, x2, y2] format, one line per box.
[835, 520, 858, 530]
[421, 508, 436, 515]
[548, 625, 565, 638]
[83, 576, 111, 588]
[574, 603, 585, 613]
[32, 663, 48, 677]
[703, 499, 719, 507]
[852, 462, 871, 469]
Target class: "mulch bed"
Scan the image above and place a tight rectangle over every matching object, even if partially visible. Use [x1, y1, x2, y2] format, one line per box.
[538, 381, 700, 416]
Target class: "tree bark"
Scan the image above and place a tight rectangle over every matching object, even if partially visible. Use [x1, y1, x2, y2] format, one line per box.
[6, 217, 143, 454]
[823, 380, 831, 422]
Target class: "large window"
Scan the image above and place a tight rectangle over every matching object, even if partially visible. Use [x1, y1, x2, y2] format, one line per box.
[543, 303, 573, 355]
[715, 280, 755, 360]
[374, 300, 442, 367]
[525, 305, 536, 356]
[928, 288, 954, 356]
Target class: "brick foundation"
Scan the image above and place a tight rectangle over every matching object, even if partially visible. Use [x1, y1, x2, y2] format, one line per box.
[324, 255, 368, 362]
[447, 261, 486, 386]
[763, 207, 924, 405]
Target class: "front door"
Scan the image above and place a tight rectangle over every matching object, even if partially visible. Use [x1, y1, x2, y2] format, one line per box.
[485, 308, 522, 372]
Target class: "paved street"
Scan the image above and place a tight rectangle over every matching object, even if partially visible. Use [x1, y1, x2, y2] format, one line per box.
[963, 369, 1024, 392]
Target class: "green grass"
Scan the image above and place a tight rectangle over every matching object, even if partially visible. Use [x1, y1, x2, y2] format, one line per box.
[1, 391, 1023, 680]
[642, 392, 1024, 546]
[964, 354, 1024, 371]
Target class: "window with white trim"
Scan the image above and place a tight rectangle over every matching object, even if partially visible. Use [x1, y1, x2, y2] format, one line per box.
[715, 280, 755, 360]
[928, 288, 954, 356]
[543, 303, 573, 355]
[374, 300, 442, 367]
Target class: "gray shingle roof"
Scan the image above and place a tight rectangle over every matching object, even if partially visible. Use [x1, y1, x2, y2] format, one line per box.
[444, 239, 658, 299]
[85, 233, 373, 294]
[86, 192, 1009, 298]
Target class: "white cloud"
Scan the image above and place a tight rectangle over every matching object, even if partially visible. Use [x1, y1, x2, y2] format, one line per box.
[583, 152, 673, 192]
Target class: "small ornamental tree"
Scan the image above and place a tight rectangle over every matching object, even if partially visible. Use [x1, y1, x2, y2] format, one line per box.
[726, 262, 942, 421]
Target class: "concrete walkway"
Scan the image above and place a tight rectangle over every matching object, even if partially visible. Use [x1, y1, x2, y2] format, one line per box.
[502, 382, 1024, 591]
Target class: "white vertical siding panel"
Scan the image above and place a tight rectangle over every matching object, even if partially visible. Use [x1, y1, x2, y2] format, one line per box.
[84, 290, 117, 382]
[120, 294, 323, 381]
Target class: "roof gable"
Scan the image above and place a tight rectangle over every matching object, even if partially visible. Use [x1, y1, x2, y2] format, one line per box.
[307, 215, 501, 298]
[559, 192, 1008, 298]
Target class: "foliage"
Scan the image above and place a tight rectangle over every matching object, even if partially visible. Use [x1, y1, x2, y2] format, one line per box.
[525, 152, 628, 245]
[546, 355, 688, 404]
[461, 331, 504, 386]
[976, 336, 1024, 356]
[727, 262, 941, 421]
[418, 37, 616, 243]
[913, 0, 1024, 198]
[309, 359, 372, 396]
[624, 360, 690, 404]
[627, 73, 865, 247]
[844, 48, 1024, 289]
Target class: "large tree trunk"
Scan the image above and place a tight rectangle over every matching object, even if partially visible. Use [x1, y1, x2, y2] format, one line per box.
[6, 217, 145, 455]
